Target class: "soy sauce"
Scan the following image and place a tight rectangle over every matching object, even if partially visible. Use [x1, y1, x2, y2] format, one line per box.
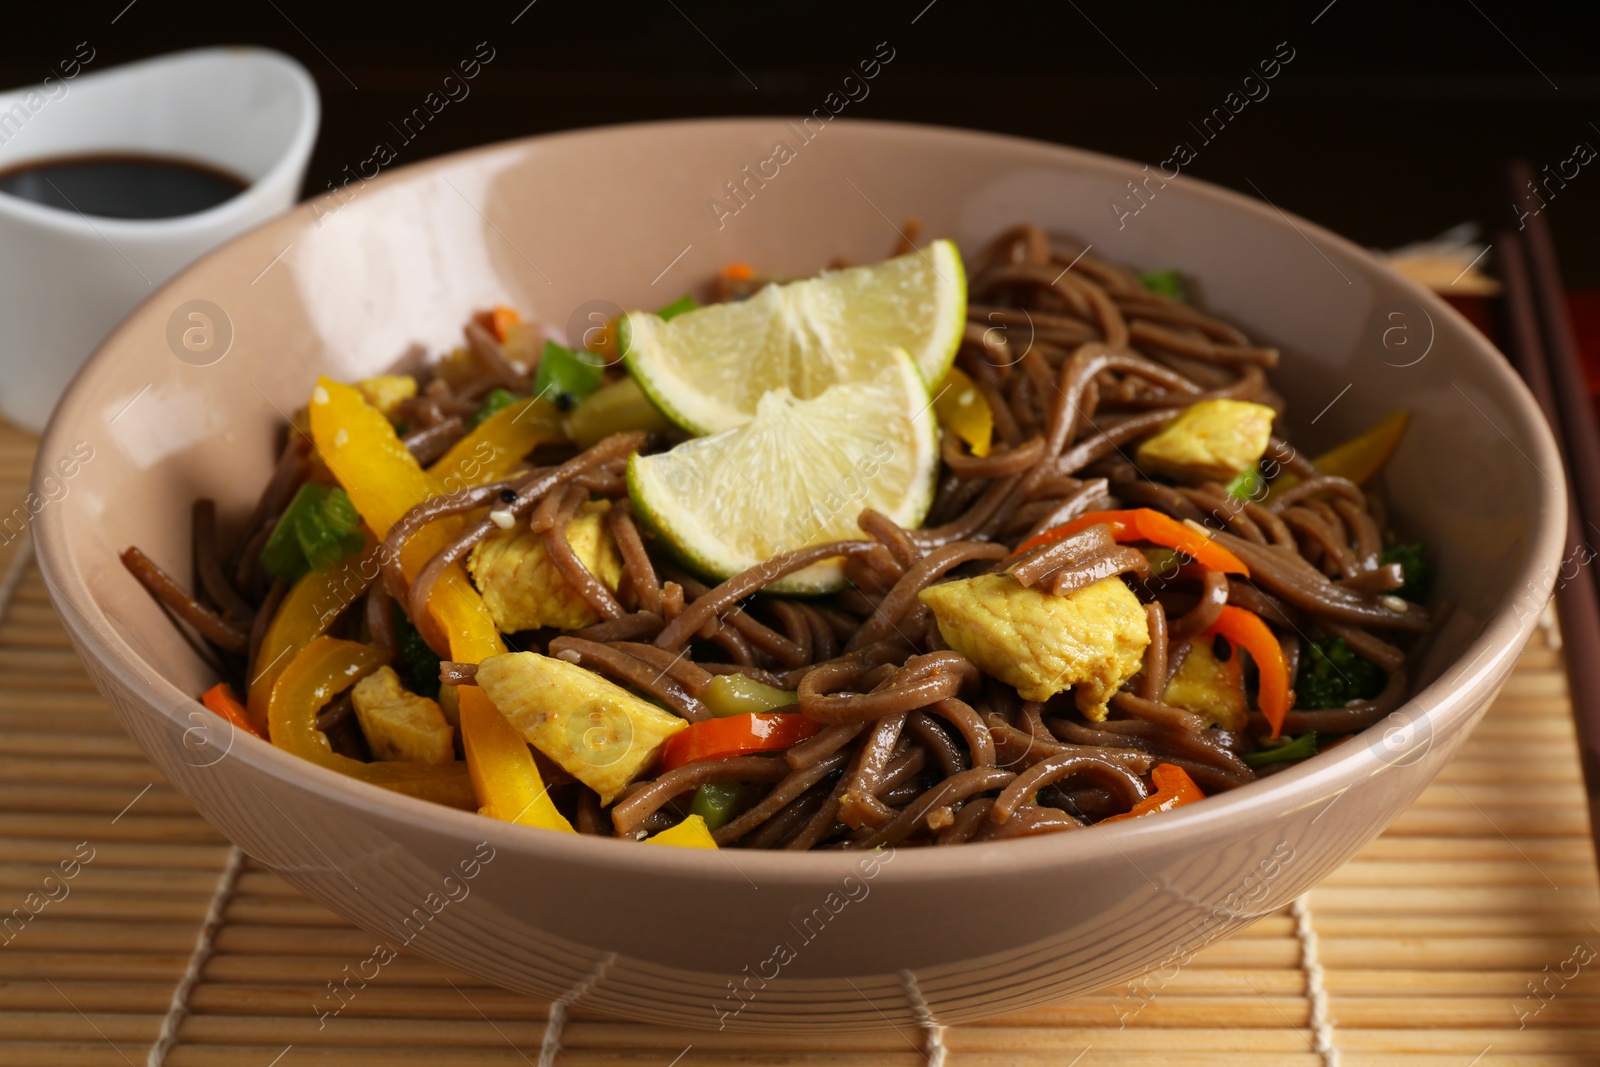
[0, 153, 248, 220]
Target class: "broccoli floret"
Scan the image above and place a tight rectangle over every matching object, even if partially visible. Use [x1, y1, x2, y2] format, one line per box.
[1380, 542, 1432, 603]
[1296, 638, 1384, 709]
[391, 604, 441, 700]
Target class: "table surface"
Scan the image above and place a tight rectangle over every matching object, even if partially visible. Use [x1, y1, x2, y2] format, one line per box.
[1, 418, 1597, 1067]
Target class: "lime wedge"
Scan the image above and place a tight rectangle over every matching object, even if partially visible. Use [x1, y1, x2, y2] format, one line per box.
[620, 240, 966, 435]
[627, 349, 939, 594]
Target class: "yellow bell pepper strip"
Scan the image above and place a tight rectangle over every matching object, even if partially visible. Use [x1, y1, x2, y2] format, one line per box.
[247, 542, 378, 728]
[308, 378, 573, 833]
[1102, 763, 1205, 823]
[311, 378, 457, 572]
[1271, 410, 1409, 498]
[1015, 508, 1250, 577]
[429, 395, 565, 493]
[1204, 605, 1292, 739]
[934, 366, 993, 459]
[201, 682, 268, 741]
[267, 636, 475, 808]
[644, 813, 719, 849]
[1312, 409, 1409, 484]
[438, 566, 574, 833]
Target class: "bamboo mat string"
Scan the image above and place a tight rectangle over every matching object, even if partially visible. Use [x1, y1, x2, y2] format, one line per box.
[147, 845, 245, 1067]
[0, 532, 35, 619]
[539, 950, 615, 1067]
[900, 968, 947, 1067]
[1291, 893, 1338, 1067]
[1540, 600, 1564, 650]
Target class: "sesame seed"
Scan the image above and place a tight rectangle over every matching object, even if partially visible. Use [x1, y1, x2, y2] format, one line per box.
[488, 508, 516, 530]
[1380, 594, 1409, 613]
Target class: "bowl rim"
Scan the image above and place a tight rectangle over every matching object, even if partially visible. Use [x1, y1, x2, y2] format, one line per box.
[32, 116, 1568, 886]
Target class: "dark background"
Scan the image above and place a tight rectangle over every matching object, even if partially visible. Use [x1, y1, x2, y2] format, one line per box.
[8, 1, 1600, 280]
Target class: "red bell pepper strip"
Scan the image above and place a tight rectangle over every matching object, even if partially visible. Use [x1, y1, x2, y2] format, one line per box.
[200, 682, 268, 742]
[1015, 508, 1250, 577]
[1102, 763, 1205, 823]
[1205, 605, 1292, 739]
[658, 713, 821, 772]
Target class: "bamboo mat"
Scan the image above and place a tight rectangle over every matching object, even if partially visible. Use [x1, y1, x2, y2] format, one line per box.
[2, 419, 1598, 1067]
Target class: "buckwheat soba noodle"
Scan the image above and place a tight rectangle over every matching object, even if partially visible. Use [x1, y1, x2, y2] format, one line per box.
[124, 222, 1435, 849]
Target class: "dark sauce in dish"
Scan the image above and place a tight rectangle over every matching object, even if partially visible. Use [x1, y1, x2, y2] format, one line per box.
[0, 153, 248, 220]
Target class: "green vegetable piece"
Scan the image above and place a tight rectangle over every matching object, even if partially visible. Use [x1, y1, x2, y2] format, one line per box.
[259, 483, 365, 581]
[655, 294, 699, 321]
[703, 673, 799, 718]
[469, 387, 520, 429]
[534, 341, 606, 406]
[1380, 542, 1432, 603]
[391, 603, 441, 701]
[566, 377, 675, 448]
[1225, 466, 1263, 502]
[1139, 269, 1189, 303]
[688, 781, 751, 832]
[1243, 732, 1318, 768]
[1139, 546, 1184, 580]
[1296, 637, 1385, 709]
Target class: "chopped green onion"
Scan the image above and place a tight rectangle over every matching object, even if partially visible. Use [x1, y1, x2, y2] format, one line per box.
[534, 341, 606, 407]
[1138, 269, 1189, 303]
[259, 483, 365, 581]
[655, 294, 699, 321]
[703, 673, 798, 718]
[391, 603, 441, 700]
[468, 387, 520, 429]
[1379, 542, 1432, 603]
[1139, 546, 1184, 578]
[565, 377, 675, 449]
[1225, 466, 1263, 501]
[1243, 732, 1318, 768]
[689, 782, 752, 831]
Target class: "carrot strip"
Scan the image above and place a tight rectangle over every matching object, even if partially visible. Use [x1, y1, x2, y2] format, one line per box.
[200, 682, 269, 741]
[1206, 605, 1291, 738]
[1102, 763, 1205, 823]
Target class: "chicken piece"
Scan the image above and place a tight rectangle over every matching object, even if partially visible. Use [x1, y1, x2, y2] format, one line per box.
[355, 375, 418, 420]
[467, 500, 624, 632]
[1162, 636, 1248, 732]
[473, 651, 688, 804]
[918, 573, 1149, 720]
[1135, 398, 1276, 484]
[350, 666, 455, 764]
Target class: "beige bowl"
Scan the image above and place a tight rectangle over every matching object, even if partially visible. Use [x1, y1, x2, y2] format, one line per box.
[34, 119, 1565, 1031]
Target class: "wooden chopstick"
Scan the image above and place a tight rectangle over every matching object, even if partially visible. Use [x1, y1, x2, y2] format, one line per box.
[1495, 160, 1600, 865]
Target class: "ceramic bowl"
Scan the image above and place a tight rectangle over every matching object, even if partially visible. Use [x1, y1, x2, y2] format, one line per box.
[33, 119, 1565, 1031]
